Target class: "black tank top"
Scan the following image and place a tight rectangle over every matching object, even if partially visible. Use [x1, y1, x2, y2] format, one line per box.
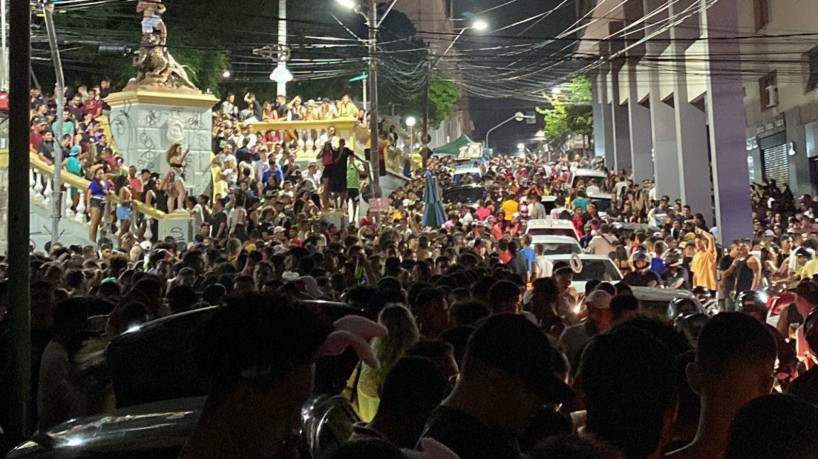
[734, 259, 754, 292]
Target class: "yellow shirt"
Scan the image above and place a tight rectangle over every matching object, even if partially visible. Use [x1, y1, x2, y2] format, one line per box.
[500, 200, 519, 222]
[691, 247, 717, 291]
[801, 259, 818, 280]
[339, 101, 359, 118]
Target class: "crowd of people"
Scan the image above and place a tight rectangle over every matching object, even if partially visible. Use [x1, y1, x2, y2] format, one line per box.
[10, 81, 818, 458]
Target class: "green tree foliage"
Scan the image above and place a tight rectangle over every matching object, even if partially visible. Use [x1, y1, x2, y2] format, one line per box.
[428, 77, 460, 129]
[536, 75, 593, 150]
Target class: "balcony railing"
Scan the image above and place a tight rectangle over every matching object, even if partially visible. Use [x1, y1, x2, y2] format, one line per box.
[28, 150, 191, 245]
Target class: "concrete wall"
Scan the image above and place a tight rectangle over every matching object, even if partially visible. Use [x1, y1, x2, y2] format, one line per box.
[738, 0, 818, 195]
[107, 92, 217, 197]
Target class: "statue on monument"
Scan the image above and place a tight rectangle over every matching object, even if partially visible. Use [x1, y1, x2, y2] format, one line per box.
[124, 0, 200, 93]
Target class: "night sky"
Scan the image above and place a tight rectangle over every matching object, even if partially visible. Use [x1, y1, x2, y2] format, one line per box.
[450, 0, 576, 153]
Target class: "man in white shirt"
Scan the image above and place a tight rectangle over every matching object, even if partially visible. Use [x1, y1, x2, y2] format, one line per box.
[528, 194, 547, 220]
[461, 207, 474, 227]
[586, 179, 601, 197]
[550, 196, 568, 220]
[218, 144, 237, 169]
[614, 176, 629, 202]
[587, 224, 618, 256]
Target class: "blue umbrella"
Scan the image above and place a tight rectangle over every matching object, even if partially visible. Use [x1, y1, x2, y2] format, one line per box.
[422, 171, 446, 228]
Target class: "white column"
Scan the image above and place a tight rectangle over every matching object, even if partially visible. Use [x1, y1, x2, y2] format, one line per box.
[669, 0, 712, 218]
[627, 61, 653, 182]
[610, 64, 632, 173]
[702, 0, 753, 242]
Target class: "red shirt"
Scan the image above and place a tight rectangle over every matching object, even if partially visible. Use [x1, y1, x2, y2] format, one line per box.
[83, 99, 102, 118]
[30, 131, 43, 151]
[359, 217, 374, 228]
[499, 251, 512, 264]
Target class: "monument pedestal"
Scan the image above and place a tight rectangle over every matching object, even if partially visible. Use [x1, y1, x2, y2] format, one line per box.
[106, 90, 218, 196]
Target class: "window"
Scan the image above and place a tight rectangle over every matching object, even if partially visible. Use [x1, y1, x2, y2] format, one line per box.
[759, 71, 777, 111]
[806, 46, 818, 93]
[753, 0, 769, 30]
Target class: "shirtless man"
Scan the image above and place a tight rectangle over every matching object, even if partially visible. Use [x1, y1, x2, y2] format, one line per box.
[137, 0, 167, 45]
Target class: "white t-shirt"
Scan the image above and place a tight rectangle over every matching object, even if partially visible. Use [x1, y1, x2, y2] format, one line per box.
[461, 212, 474, 227]
[614, 181, 629, 198]
[532, 255, 553, 280]
[38, 341, 78, 429]
[550, 206, 567, 219]
[529, 202, 547, 220]
[588, 233, 617, 256]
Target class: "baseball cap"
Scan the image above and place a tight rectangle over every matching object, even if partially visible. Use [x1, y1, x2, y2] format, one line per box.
[465, 314, 573, 403]
[764, 229, 775, 237]
[791, 278, 818, 305]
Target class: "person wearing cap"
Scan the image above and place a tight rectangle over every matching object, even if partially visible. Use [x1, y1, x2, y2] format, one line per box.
[556, 290, 612, 367]
[420, 314, 573, 459]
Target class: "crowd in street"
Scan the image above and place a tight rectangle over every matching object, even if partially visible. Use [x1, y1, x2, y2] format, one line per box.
[7, 84, 818, 458]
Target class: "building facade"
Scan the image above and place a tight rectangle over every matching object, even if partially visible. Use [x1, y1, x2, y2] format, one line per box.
[576, 0, 816, 243]
[738, 0, 818, 197]
[395, 0, 473, 146]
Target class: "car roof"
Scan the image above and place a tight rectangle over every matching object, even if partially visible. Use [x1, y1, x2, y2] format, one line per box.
[629, 286, 699, 302]
[526, 219, 575, 228]
[573, 168, 607, 177]
[547, 254, 614, 262]
[529, 235, 581, 244]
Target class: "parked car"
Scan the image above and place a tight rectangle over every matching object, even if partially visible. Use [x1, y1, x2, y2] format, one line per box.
[442, 184, 486, 209]
[8, 300, 366, 458]
[546, 254, 623, 292]
[570, 168, 607, 190]
[629, 286, 706, 318]
[7, 394, 360, 459]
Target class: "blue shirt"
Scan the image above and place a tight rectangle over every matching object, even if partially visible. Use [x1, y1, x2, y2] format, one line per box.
[520, 247, 536, 272]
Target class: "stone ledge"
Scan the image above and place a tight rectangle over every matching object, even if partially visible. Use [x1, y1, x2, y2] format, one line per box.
[106, 90, 218, 108]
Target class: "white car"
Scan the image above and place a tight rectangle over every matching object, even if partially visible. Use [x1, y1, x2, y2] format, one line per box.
[529, 235, 582, 255]
[546, 254, 623, 293]
[628, 286, 706, 318]
[570, 168, 607, 189]
[525, 218, 580, 240]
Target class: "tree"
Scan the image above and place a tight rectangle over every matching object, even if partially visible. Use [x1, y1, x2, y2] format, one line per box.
[536, 75, 593, 151]
[428, 77, 460, 129]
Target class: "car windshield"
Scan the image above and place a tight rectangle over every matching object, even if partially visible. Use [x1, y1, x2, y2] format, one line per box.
[536, 243, 581, 255]
[453, 172, 481, 185]
[571, 260, 622, 282]
[527, 228, 578, 239]
[591, 197, 612, 213]
[443, 187, 485, 204]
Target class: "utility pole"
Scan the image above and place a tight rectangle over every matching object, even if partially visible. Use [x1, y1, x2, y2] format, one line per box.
[1, 0, 7, 91]
[43, 1, 64, 247]
[367, 0, 381, 197]
[8, 0, 31, 439]
[276, 0, 287, 97]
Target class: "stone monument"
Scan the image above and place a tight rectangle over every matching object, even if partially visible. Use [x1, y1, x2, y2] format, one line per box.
[106, 0, 217, 196]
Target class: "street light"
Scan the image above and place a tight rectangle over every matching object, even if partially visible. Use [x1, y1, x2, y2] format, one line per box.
[472, 19, 489, 32]
[335, 0, 357, 10]
[335, 0, 400, 198]
[422, 17, 489, 165]
[406, 116, 416, 151]
[222, 69, 231, 79]
[517, 143, 525, 151]
[485, 112, 535, 155]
